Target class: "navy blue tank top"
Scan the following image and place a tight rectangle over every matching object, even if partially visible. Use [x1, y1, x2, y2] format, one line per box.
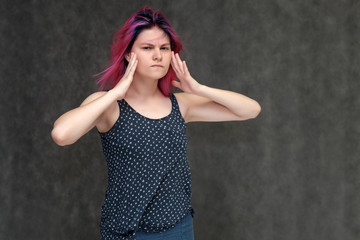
[99, 94, 194, 239]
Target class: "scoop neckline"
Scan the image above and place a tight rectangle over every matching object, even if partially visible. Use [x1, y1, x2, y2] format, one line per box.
[122, 95, 173, 121]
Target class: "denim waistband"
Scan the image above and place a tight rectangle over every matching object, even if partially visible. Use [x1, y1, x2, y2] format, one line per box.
[136, 213, 194, 240]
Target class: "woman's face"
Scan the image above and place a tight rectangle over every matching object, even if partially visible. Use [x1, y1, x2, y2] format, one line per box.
[130, 26, 172, 81]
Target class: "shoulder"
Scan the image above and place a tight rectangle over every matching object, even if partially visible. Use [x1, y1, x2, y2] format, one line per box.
[80, 91, 120, 132]
[173, 93, 189, 113]
[173, 92, 210, 122]
[173, 93, 188, 121]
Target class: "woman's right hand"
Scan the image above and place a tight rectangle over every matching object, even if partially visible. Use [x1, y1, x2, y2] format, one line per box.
[110, 52, 138, 99]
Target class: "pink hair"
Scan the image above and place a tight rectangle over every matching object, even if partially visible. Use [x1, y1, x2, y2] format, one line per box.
[95, 6, 183, 96]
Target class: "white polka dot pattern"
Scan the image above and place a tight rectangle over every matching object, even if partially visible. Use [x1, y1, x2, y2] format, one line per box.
[99, 94, 194, 240]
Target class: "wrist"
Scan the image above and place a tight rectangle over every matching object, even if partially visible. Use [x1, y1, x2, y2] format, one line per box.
[107, 88, 125, 100]
[195, 84, 207, 96]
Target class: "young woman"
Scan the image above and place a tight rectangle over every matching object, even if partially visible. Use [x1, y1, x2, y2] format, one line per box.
[51, 6, 261, 240]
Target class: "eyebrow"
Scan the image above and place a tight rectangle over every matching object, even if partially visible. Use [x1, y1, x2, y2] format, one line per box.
[140, 42, 171, 46]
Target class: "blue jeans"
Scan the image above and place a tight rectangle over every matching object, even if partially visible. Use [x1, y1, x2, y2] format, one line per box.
[136, 214, 194, 240]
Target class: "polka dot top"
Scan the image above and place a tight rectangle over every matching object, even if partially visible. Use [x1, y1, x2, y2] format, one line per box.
[99, 94, 194, 239]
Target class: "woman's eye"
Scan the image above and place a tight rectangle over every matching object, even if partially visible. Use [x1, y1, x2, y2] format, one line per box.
[142, 46, 170, 50]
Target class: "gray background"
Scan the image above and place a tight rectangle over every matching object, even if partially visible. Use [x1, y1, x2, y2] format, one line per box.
[1, 0, 359, 239]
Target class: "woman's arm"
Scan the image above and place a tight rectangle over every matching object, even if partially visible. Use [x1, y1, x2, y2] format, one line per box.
[51, 91, 119, 146]
[171, 52, 261, 123]
[51, 53, 138, 146]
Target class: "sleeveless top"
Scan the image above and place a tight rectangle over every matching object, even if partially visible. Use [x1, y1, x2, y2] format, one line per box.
[99, 94, 194, 240]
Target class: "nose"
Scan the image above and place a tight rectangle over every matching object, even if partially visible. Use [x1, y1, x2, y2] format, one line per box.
[152, 48, 162, 61]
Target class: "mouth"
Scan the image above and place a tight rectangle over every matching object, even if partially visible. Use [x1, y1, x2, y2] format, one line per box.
[151, 65, 164, 68]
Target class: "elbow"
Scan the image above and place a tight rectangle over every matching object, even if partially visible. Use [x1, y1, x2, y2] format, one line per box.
[51, 126, 71, 146]
[248, 102, 261, 119]
[254, 102, 262, 118]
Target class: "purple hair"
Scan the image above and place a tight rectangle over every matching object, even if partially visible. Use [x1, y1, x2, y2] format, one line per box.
[95, 6, 183, 96]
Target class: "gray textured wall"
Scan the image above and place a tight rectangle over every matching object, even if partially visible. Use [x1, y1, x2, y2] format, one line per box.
[1, 0, 359, 239]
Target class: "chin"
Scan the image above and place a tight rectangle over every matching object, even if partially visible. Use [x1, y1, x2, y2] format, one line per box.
[138, 73, 167, 81]
[137, 68, 169, 80]
[150, 72, 168, 80]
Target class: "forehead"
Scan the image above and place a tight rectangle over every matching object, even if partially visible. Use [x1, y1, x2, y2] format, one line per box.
[135, 27, 170, 44]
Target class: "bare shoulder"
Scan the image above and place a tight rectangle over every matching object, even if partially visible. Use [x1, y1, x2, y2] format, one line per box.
[81, 91, 120, 132]
[173, 92, 210, 122]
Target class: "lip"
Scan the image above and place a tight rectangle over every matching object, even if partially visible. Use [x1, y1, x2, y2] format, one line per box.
[151, 65, 164, 68]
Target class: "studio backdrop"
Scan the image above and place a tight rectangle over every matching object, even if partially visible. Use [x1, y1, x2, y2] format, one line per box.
[1, 0, 359, 239]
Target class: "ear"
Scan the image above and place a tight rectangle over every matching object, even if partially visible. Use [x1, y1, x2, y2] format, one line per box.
[125, 53, 131, 62]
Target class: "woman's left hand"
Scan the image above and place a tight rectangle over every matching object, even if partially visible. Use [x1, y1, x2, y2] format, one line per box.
[171, 51, 202, 94]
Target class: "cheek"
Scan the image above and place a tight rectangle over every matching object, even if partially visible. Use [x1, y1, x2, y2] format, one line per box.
[134, 60, 144, 73]
[133, 54, 145, 68]
[164, 53, 172, 65]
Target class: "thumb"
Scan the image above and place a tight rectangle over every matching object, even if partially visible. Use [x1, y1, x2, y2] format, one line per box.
[171, 80, 182, 89]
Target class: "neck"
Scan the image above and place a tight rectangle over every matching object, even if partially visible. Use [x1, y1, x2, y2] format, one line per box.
[125, 74, 163, 100]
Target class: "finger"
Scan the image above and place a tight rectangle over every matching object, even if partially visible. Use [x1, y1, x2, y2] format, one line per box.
[129, 53, 137, 70]
[125, 59, 137, 79]
[171, 80, 182, 89]
[171, 60, 181, 76]
[123, 54, 133, 77]
[124, 53, 137, 78]
[170, 52, 176, 68]
[172, 52, 182, 73]
[128, 53, 136, 69]
[129, 60, 138, 76]
[175, 53, 184, 74]
[171, 52, 181, 73]
[182, 61, 190, 75]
